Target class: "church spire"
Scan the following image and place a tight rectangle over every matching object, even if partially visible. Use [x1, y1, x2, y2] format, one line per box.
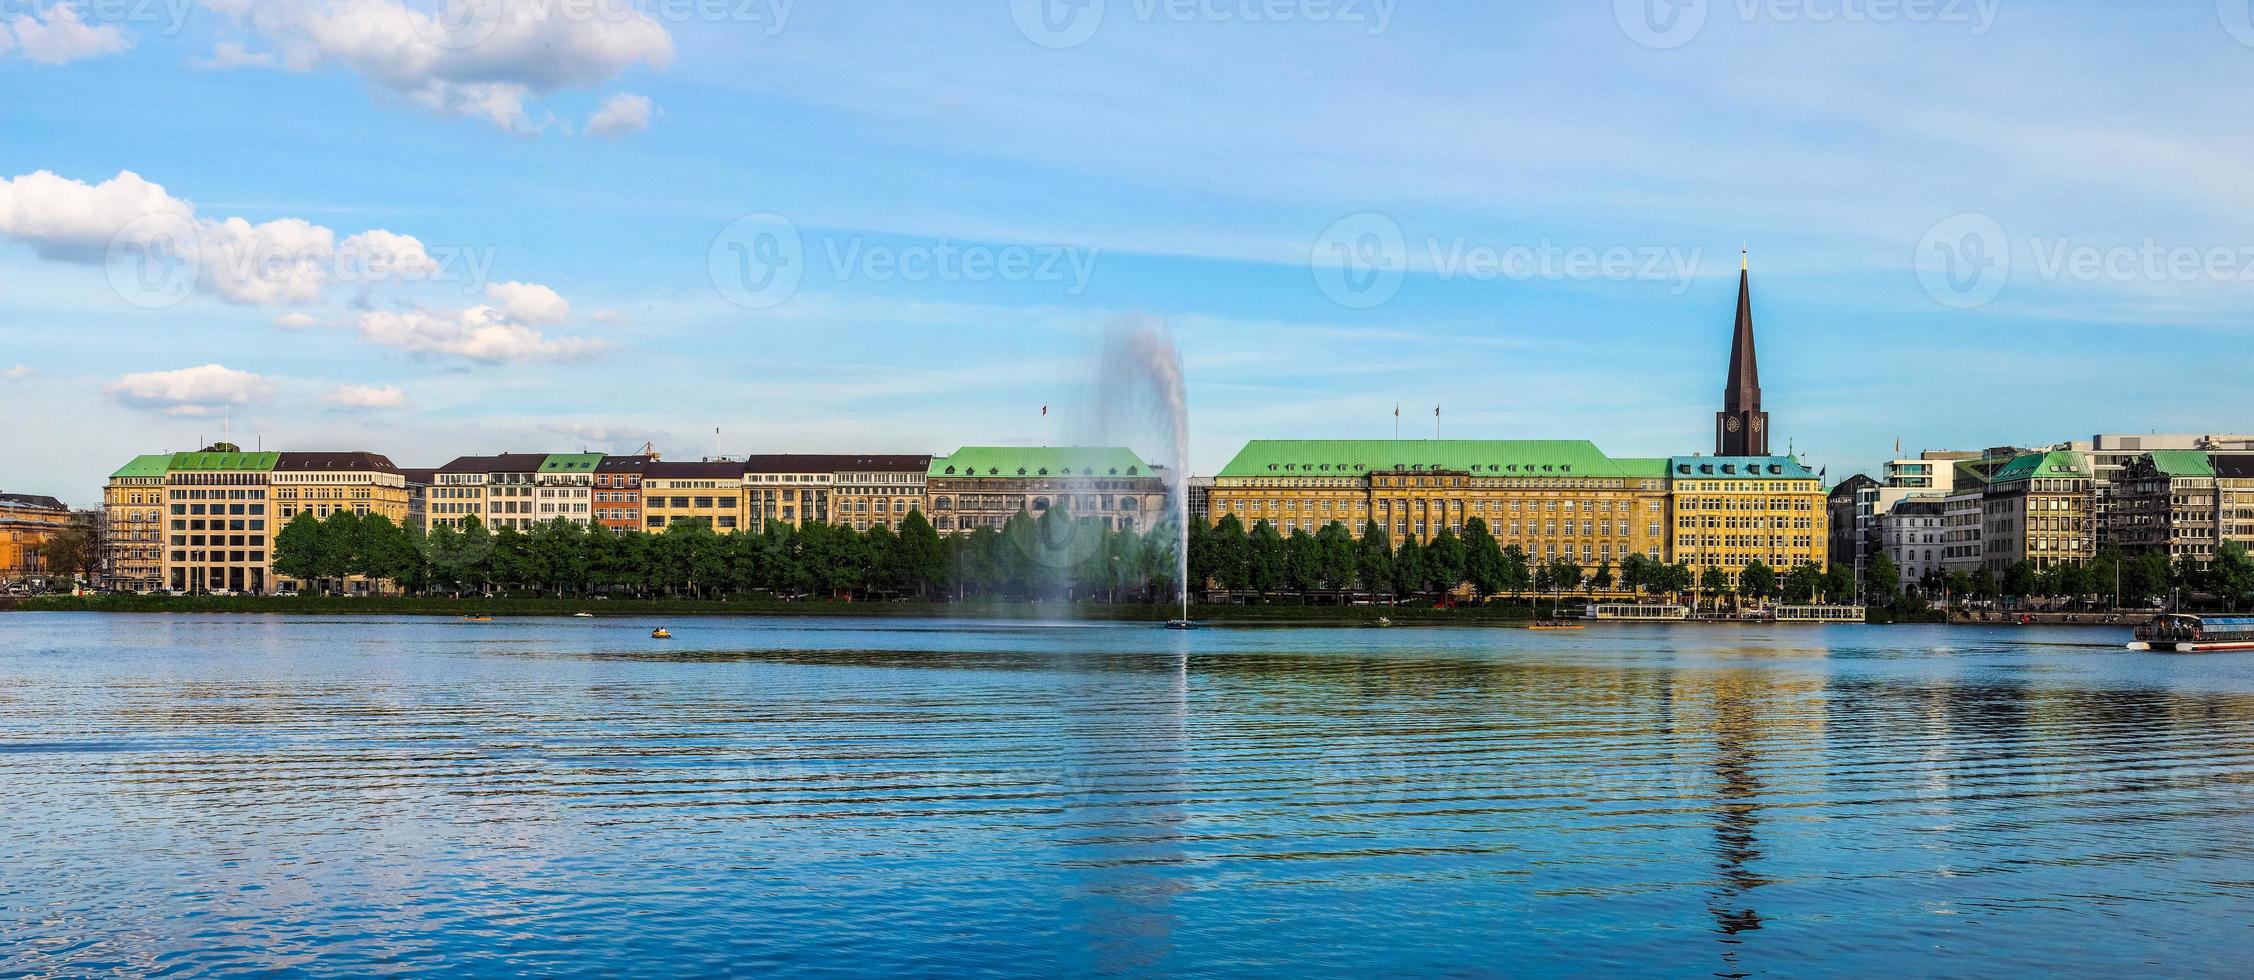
[1715, 250, 1769, 456]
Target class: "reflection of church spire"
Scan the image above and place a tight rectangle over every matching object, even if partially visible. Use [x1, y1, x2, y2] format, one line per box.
[1716, 250, 1770, 456]
[1705, 679, 1770, 979]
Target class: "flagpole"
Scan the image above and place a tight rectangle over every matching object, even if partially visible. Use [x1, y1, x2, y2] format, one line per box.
[1394, 403, 1400, 440]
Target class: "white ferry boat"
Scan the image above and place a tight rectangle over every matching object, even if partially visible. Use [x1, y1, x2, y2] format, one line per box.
[1773, 605, 1867, 624]
[2130, 614, 2254, 652]
[1585, 602, 1691, 622]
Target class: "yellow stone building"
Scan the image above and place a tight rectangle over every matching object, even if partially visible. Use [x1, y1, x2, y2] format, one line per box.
[642, 460, 751, 533]
[0, 491, 74, 585]
[1209, 440, 1673, 569]
[269, 452, 412, 595]
[1667, 455, 1829, 585]
[103, 455, 172, 592]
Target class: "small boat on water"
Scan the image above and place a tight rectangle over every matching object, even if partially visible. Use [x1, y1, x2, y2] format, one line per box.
[2130, 614, 2254, 652]
[650, 627, 672, 639]
[462, 615, 493, 623]
[1163, 620, 1199, 630]
[1528, 620, 1584, 631]
[572, 612, 594, 618]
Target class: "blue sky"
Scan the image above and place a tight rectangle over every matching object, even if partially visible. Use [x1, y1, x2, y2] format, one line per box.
[5, 0, 2254, 506]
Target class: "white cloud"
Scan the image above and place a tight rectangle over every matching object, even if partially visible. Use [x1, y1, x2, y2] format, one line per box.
[1, 364, 31, 381]
[589, 308, 631, 326]
[0, 169, 192, 261]
[107, 364, 275, 417]
[322, 383, 410, 409]
[354, 306, 605, 363]
[584, 92, 651, 137]
[0, 169, 464, 307]
[274, 312, 322, 330]
[192, 40, 274, 69]
[485, 279, 569, 324]
[338, 228, 440, 279]
[6, 3, 131, 65]
[205, 0, 674, 134]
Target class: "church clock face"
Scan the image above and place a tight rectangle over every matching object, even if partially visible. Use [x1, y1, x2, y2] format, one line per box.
[1751, 417, 1765, 432]
[1726, 417, 1742, 433]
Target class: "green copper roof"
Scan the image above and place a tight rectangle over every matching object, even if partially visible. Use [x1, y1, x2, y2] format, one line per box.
[1667, 455, 1819, 480]
[1613, 457, 1671, 478]
[167, 450, 279, 472]
[110, 454, 173, 478]
[1990, 450, 2089, 484]
[1216, 440, 1644, 479]
[929, 446, 1153, 478]
[2147, 450, 2215, 477]
[539, 452, 605, 473]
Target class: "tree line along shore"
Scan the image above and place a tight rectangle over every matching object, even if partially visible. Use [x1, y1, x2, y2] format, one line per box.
[21, 505, 2254, 616]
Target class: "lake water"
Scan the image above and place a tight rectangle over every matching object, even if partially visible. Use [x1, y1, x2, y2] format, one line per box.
[2, 613, 2250, 977]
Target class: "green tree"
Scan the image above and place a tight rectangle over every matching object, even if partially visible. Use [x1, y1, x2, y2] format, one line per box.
[1425, 527, 1466, 595]
[272, 512, 327, 585]
[35, 516, 99, 584]
[1738, 560, 1777, 602]
[2215, 540, 2254, 610]
[1500, 545, 1533, 596]
[1461, 517, 1504, 597]
[1699, 564, 1732, 599]
[1207, 514, 1250, 592]
[1315, 522, 1356, 595]
[2124, 550, 2171, 605]
[895, 511, 947, 598]
[1357, 525, 1395, 599]
[2002, 560, 2037, 600]
[1548, 559, 1584, 596]
[319, 510, 364, 584]
[1283, 530, 1320, 598]
[1783, 563, 1821, 604]
[1867, 552, 1901, 605]
[1590, 562, 1615, 591]
[1395, 536, 1426, 595]
[1245, 520, 1286, 594]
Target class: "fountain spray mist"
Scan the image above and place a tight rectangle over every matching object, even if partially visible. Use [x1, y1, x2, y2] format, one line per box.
[1087, 316, 1190, 621]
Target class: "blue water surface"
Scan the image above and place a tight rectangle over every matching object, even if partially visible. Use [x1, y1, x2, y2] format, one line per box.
[1, 613, 2248, 977]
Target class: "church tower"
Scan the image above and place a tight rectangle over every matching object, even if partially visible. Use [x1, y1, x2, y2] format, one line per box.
[1715, 250, 1769, 456]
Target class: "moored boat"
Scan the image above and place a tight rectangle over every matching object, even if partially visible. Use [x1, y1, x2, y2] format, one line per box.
[1584, 602, 1690, 622]
[2132, 614, 2254, 652]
